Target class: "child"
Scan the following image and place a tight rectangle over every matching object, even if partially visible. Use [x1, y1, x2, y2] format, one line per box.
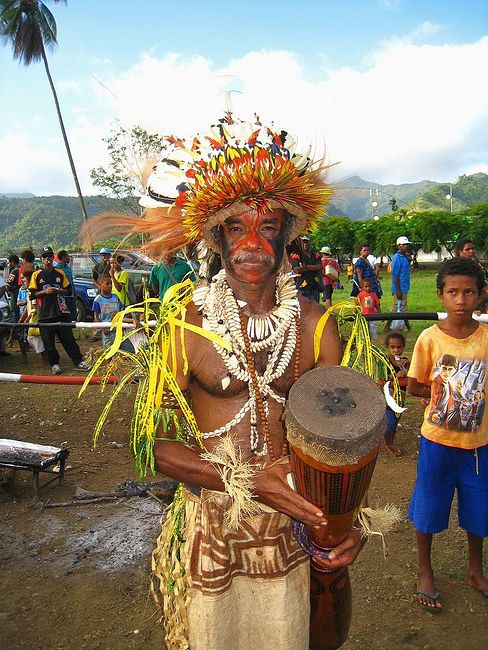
[16, 270, 47, 362]
[383, 332, 410, 456]
[408, 257, 488, 611]
[7, 273, 29, 361]
[357, 277, 380, 338]
[92, 275, 134, 352]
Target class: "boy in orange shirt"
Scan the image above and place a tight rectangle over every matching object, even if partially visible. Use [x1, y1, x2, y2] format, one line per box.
[357, 277, 380, 338]
[408, 257, 488, 611]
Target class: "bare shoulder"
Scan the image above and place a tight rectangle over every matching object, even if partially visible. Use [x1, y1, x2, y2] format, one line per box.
[298, 296, 337, 335]
[298, 297, 341, 366]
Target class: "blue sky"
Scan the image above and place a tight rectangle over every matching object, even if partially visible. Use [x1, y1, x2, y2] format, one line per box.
[1, 0, 487, 195]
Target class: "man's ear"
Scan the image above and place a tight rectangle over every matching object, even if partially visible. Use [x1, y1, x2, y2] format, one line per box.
[437, 288, 444, 302]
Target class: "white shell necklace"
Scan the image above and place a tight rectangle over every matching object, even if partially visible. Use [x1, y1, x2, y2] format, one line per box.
[193, 270, 300, 456]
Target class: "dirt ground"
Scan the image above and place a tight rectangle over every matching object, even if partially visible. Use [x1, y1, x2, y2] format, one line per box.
[0, 340, 487, 650]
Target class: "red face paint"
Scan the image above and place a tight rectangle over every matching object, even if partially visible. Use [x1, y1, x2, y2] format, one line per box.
[221, 209, 286, 284]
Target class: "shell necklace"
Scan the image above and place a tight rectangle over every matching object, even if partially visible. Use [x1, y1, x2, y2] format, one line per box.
[193, 270, 300, 456]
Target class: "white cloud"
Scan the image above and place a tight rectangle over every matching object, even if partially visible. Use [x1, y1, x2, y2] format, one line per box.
[2, 35, 488, 194]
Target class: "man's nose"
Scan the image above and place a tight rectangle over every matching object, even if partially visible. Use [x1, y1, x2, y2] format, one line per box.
[243, 229, 261, 250]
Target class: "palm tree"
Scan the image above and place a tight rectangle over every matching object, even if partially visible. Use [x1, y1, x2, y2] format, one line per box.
[1, 0, 88, 222]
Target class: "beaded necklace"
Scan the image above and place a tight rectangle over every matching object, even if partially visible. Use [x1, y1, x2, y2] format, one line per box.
[194, 270, 300, 460]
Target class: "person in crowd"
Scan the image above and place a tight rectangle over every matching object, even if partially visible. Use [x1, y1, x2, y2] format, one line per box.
[29, 246, 89, 375]
[5, 254, 21, 320]
[408, 257, 488, 611]
[19, 249, 37, 277]
[92, 275, 135, 351]
[14, 269, 46, 362]
[351, 243, 382, 300]
[109, 253, 133, 308]
[383, 332, 410, 456]
[455, 239, 487, 283]
[0, 273, 10, 356]
[55, 250, 77, 320]
[290, 235, 323, 302]
[356, 277, 380, 338]
[386, 236, 411, 332]
[320, 246, 341, 309]
[92, 247, 112, 284]
[149, 253, 196, 300]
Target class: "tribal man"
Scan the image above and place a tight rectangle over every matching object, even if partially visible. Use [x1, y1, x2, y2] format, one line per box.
[86, 115, 365, 649]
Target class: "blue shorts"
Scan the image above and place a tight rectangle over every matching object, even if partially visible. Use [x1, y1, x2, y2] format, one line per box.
[408, 436, 488, 537]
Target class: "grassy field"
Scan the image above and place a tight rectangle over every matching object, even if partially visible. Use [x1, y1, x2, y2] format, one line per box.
[335, 268, 440, 356]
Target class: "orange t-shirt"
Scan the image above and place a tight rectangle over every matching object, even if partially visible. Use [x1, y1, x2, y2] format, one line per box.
[408, 324, 488, 449]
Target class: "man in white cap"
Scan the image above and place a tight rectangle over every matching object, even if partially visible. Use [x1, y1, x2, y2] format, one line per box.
[92, 248, 112, 284]
[320, 246, 341, 308]
[387, 236, 412, 331]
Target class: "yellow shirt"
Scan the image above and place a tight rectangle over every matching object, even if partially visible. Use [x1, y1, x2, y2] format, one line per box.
[112, 269, 129, 307]
[408, 323, 488, 449]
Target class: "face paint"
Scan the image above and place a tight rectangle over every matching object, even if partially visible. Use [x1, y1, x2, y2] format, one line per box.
[220, 209, 286, 284]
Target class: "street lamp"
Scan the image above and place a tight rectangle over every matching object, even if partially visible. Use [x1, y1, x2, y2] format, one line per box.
[370, 188, 379, 220]
[445, 184, 453, 213]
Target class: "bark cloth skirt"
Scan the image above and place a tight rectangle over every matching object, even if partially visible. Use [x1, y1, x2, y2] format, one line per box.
[152, 487, 310, 650]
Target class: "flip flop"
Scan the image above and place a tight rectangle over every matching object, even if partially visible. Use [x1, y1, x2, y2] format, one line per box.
[385, 443, 402, 457]
[416, 587, 442, 612]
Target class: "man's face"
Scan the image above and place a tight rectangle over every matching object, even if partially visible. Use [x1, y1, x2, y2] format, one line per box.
[398, 243, 409, 254]
[440, 364, 456, 382]
[41, 254, 54, 269]
[359, 246, 370, 258]
[302, 239, 311, 253]
[460, 242, 476, 258]
[220, 208, 286, 284]
[101, 253, 111, 263]
[62, 254, 70, 264]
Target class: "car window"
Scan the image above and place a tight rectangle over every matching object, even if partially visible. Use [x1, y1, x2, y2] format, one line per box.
[71, 255, 94, 275]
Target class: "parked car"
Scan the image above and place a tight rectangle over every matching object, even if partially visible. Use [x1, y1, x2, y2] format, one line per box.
[73, 277, 98, 322]
[70, 251, 153, 281]
[70, 251, 153, 322]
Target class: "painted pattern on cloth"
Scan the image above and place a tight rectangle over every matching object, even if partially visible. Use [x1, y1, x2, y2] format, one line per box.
[187, 490, 309, 650]
[408, 324, 488, 449]
[189, 489, 308, 595]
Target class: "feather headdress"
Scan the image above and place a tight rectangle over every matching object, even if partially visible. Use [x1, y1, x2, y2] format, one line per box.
[83, 113, 334, 258]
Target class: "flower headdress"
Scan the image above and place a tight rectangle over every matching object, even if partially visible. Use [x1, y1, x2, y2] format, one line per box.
[83, 113, 333, 257]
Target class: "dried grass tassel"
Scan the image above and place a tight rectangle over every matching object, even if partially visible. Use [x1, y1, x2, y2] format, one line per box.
[200, 435, 265, 530]
[356, 504, 402, 557]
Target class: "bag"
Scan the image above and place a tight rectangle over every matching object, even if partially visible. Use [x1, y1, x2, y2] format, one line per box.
[324, 264, 339, 281]
[391, 300, 406, 332]
[387, 261, 392, 274]
[29, 300, 41, 337]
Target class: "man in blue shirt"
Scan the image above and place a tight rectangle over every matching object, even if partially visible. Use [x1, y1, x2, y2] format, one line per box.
[387, 236, 412, 331]
[55, 250, 77, 320]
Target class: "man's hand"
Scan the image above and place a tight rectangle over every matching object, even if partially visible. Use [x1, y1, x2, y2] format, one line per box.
[313, 527, 366, 570]
[253, 461, 328, 529]
[395, 290, 403, 301]
[45, 287, 58, 294]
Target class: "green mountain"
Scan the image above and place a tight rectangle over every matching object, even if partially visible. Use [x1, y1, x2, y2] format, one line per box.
[0, 195, 124, 255]
[1, 173, 487, 254]
[328, 172, 488, 220]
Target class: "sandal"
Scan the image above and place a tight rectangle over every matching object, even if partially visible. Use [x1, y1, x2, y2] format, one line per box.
[416, 587, 442, 612]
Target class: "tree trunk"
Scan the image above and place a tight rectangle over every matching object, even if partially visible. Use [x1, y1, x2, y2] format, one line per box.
[41, 44, 89, 224]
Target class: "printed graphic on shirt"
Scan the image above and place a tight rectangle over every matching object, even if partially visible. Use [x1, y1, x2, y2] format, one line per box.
[42, 277, 69, 313]
[429, 354, 486, 433]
